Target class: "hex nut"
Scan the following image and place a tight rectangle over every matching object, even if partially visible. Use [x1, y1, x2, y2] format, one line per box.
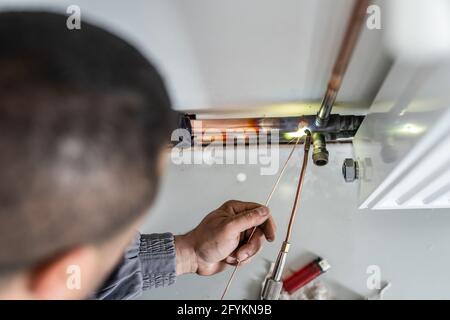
[342, 158, 359, 182]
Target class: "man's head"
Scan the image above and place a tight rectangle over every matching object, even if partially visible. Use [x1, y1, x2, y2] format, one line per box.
[0, 11, 175, 298]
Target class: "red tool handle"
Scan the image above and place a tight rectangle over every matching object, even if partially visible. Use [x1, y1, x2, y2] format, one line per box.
[282, 258, 329, 294]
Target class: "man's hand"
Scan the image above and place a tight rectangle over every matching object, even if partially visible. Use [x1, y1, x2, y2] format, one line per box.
[174, 200, 276, 276]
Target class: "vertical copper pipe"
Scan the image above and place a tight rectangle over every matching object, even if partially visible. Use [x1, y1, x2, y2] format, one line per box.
[315, 0, 370, 127]
[285, 132, 311, 242]
[220, 137, 302, 300]
[261, 132, 312, 300]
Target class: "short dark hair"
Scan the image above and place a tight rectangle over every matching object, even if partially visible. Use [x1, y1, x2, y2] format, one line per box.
[0, 11, 176, 274]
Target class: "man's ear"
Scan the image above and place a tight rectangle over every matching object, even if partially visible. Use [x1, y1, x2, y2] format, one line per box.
[157, 146, 168, 174]
[28, 246, 100, 300]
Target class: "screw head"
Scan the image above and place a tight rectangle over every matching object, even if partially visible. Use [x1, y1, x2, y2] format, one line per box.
[342, 158, 359, 182]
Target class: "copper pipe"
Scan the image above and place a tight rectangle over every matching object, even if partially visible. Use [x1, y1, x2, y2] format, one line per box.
[185, 115, 364, 145]
[220, 137, 301, 300]
[261, 132, 312, 300]
[285, 132, 311, 242]
[315, 0, 370, 127]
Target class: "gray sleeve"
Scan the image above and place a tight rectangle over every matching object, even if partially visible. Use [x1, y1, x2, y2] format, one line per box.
[94, 232, 177, 300]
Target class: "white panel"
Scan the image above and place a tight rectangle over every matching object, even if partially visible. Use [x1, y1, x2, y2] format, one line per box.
[385, 0, 450, 63]
[141, 146, 450, 299]
[0, 0, 391, 111]
[0, 0, 210, 109]
[365, 110, 450, 209]
[354, 60, 450, 209]
[353, 0, 450, 210]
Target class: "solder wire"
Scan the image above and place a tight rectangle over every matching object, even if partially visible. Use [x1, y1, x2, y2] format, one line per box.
[220, 136, 301, 300]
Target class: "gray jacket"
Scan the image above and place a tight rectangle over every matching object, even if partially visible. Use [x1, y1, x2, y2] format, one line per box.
[94, 233, 176, 300]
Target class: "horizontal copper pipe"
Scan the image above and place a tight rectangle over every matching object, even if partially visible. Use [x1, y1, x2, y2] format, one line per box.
[185, 114, 363, 145]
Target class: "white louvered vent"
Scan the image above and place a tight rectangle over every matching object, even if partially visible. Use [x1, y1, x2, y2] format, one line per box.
[361, 109, 450, 210]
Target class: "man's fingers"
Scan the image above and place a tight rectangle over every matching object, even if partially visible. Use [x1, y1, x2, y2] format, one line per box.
[262, 215, 276, 242]
[238, 257, 254, 266]
[228, 206, 270, 234]
[236, 229, 265, 261]
[243, 216, 275, 242]
[220, 200, 263, 215]
[225, 255, 237, 265]
[224, 256, 253, 266]
[225, 227, 268, 265]
[222, 200, 275, 241]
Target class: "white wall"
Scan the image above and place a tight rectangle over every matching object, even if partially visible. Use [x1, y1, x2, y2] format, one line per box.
[0, 0, 390, 111]
[140, 146, 450, 299]
[3, 0, 449, 299]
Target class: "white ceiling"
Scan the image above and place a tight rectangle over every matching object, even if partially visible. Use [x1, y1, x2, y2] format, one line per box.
[0, 0, 391, 113]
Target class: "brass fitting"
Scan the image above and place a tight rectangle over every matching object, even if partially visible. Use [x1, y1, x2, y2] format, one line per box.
[312, 132, 329, 166]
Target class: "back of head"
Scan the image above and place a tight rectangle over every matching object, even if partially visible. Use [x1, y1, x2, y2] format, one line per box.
[0, 11, 175, 276]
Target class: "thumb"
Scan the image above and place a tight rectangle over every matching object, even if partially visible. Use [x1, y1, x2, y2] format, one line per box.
[230, 206, 270, 233]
